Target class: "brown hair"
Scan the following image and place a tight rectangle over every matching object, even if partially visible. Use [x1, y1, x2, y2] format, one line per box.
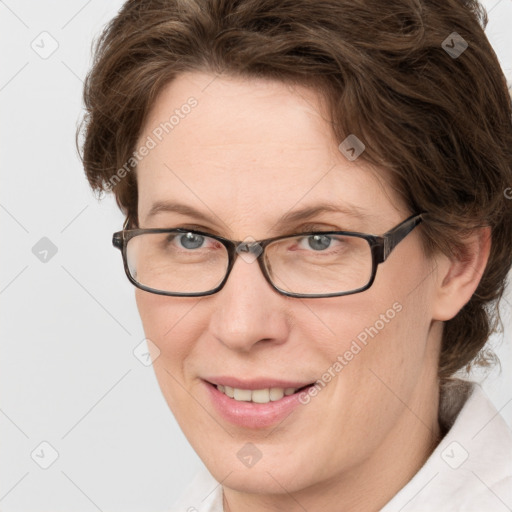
[79, 0, 512, 379]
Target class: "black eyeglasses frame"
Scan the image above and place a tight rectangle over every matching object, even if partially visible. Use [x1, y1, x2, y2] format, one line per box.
[112, 213, 424, 298]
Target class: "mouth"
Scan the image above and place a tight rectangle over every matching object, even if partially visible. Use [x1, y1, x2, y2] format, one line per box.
[202, 378, 318, 428]
[204, 380, 315, 404]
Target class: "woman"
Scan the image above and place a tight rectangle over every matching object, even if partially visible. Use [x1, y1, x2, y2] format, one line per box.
[79, 0, 512, 510]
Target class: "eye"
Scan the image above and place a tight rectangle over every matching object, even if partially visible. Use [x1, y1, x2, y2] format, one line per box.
[298, 234, 336, 252]
[166, 231, 223, 251]
[176, 232, 206, 250]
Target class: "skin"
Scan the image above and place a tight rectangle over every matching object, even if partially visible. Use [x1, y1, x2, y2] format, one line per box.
[133, 72, 490, 512]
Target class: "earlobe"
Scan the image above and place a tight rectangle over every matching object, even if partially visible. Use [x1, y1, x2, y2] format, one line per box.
[432, 227, 491, 321]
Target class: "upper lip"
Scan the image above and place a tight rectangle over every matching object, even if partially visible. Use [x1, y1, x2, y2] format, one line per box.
[204, 377, 314, 390]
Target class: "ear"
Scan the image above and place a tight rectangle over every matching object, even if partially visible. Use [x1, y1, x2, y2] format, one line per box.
[432, 226, 491, 321]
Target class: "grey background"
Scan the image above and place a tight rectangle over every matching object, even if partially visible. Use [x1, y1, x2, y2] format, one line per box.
[1, 1, 511, 510]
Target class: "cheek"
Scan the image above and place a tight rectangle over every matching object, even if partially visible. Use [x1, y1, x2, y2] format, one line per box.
[296, 285, 434, 462]
[310, 251, 436, 405]
[306, 291, 408, 369]
[134, 290, 205, 365]
[135, 290, 206, 416]
[135, 290, 169, 340]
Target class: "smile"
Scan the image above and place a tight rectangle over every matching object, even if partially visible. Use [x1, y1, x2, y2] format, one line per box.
[214, 384, 311, 403]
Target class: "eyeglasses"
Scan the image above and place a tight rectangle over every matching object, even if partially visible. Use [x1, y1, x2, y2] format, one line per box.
[112, 213, 423, 298]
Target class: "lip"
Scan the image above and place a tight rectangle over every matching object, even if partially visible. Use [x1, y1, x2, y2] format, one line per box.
[204, 376, 313, 389]
[202, 378, 314, 429]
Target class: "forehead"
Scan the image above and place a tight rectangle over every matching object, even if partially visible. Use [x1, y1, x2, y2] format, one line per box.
[135, 72, 405, 235]
[141, 71, 339, 157]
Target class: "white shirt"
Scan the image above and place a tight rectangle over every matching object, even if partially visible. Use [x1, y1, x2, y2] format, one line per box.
[169, 380, 512, 511]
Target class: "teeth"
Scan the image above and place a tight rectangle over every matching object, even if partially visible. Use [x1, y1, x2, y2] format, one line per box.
[233, 388, 252, 401]
[251, 389, 269, 403]
[269, 388, 284, 401]
[216, 384, 299, 403]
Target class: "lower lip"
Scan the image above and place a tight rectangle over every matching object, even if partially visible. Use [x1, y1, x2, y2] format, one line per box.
[203, 380, 310, 429]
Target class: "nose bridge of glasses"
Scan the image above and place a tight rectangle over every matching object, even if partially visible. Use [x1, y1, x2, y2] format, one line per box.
[233, 237, 264, 264]
[218, 237, 273, 294]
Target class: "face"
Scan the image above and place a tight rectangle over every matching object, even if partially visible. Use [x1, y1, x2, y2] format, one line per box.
[134, 72, 441, 500]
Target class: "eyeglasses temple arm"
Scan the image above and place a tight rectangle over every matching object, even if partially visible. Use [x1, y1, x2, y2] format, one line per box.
[382, 213, 424, 261]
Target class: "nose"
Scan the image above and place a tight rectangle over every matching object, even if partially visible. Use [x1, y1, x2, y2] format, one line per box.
[208, 248, 290, 352]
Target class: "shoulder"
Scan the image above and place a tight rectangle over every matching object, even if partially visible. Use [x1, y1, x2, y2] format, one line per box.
[381, 380, 512, 511]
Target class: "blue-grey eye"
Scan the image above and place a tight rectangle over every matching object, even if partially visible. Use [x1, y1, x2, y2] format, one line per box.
[179, 232, 205, 250]
[306, 234, 332, 251]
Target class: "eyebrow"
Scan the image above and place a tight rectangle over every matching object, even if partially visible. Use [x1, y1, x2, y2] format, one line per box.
[145, 200, 372, 234]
